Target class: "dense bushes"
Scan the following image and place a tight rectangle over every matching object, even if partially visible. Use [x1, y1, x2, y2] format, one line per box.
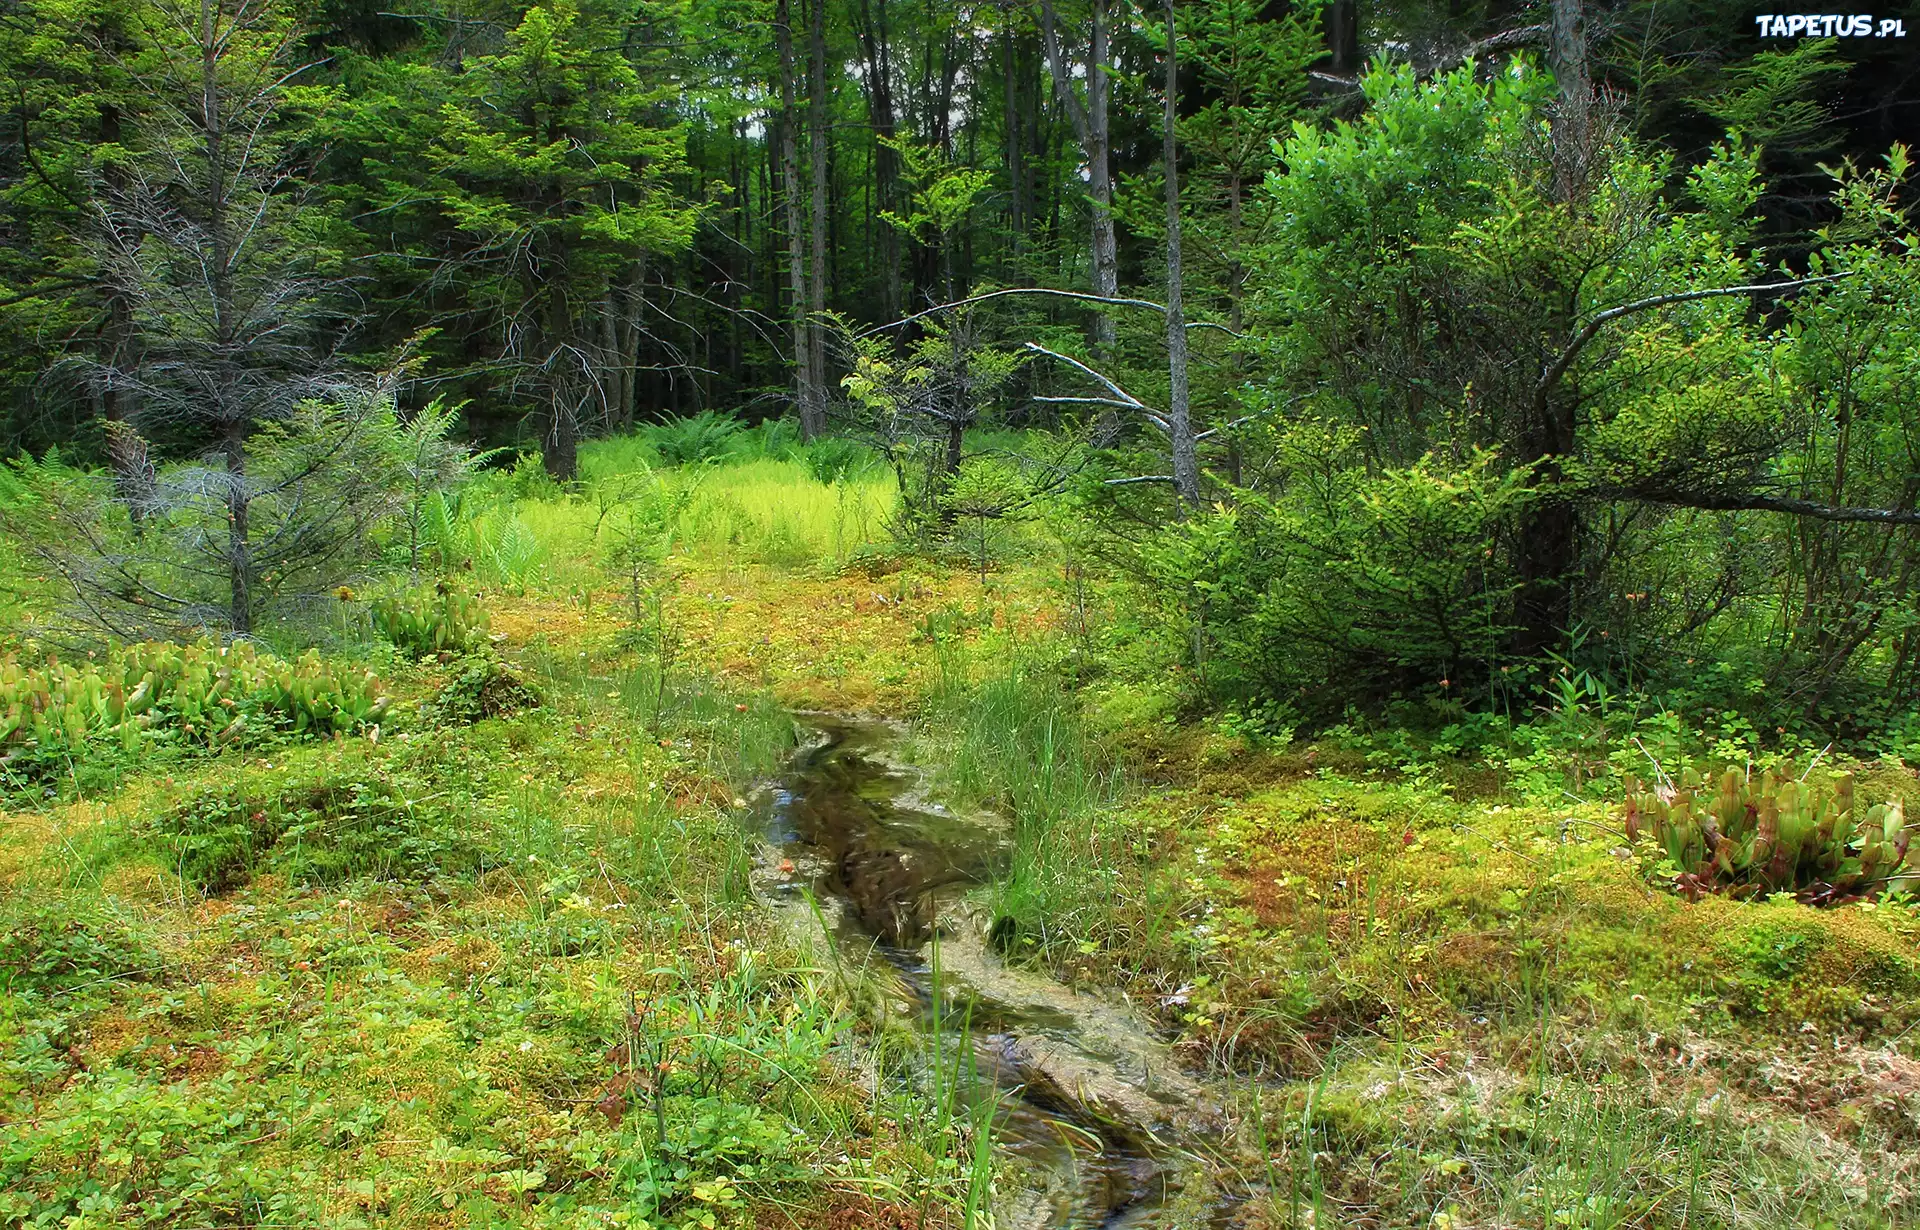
[1132, 445, 1533, 719]
[1089, 63, 1920, 742]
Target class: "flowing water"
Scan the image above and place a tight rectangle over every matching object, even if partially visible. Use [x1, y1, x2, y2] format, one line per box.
[753, 717, 1235, 1230]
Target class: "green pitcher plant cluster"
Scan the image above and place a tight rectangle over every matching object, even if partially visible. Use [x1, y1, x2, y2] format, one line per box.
[1622, 766, 1912, 905]
[368, 582, 492, 657]
[0, 641, 391, 773]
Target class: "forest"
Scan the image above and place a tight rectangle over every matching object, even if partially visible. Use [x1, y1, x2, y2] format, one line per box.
[1, 0, 1919, 1225]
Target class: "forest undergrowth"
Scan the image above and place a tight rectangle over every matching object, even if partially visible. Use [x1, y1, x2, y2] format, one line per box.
[4, 438, 1918, 1229]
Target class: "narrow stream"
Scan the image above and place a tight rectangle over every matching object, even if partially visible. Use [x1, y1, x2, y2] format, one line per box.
[752, 717, 1233, 1230]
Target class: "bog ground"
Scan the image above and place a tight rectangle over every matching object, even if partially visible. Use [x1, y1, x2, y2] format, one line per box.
[3, 444, 1916, 1229]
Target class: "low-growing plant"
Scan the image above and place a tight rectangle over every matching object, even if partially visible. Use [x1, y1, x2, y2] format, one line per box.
[0, 641, 390, 790]
[429, 653, 541, 724]
[0, 898, 155, 997]
[647, 410, 746, 466]
[369, 581, 491, 656]
[152, 771, 483, 893]
[1623, 765, 1911, 904]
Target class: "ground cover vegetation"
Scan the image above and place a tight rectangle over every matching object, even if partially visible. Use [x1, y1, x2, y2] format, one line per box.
[3, 0, 1919, 1225]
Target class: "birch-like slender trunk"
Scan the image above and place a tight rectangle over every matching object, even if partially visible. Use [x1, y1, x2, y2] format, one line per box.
[806, 0, 830, 434]
[1162, 0, 1198, 507]
[1038, 0, 1118, 354]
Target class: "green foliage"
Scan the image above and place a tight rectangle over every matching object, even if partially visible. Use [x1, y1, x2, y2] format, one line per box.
[0, 641, 390, 791]
[392, 398, 499, 574]
[1131, 442, 1533, 713]
[647, 411, 748, 467]
[152, 770, 483, 893]
[340, 0, 696, 475]
[368, 581, 491, 657]
[1701, 39, 1845, 155]
[1194, 57, 1920, 730]
[939, 455, 1030, 576]
[1624, 766, 1912, 904]
[429, 653, 542, 724]
[0, 898, 154, 998]
[920, 645, 1117, 951]
[840, 317, 1026, 542]
[3, 399, 438, 638]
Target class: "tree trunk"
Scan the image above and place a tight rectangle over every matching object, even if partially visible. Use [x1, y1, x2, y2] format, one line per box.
[1509, 0, 1595, 657]
[547, 393, 580, 480]
[854, 0, 902, 320]
[198, 0, 255, 630]
[1037, 0, 1118, 354]
[620, 261, 646, 428]
[807, 0, 830, 433]
[600, 295, 627, 431]
[1548, 0, 1594, 203]
[776, 0, 822, 437]
[224, 424, 252, 633]
[1162, 0, 1198, 507]
[1086, 0, 1116, 354]
[1324, 0, 1358, 75]
[1002, 27, 1024, 261]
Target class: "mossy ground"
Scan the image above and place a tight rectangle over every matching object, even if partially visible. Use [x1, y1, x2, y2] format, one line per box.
[4, 457, 1917, 1228]
[678, 546, 1920, 1227]
[0, 637, 959, 1228]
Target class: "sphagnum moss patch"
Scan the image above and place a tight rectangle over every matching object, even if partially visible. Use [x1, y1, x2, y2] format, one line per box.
[0, 630, 984, 1229]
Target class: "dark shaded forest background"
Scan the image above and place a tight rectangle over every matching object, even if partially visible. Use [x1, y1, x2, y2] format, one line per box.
[4, 0, 1919, 738]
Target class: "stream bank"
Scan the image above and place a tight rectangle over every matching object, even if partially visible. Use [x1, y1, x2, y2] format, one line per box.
[751, 716, 1242, 1230]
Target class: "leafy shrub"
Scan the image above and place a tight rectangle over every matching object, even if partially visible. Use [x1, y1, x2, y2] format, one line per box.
[1623, 765, 1911, 904]
[1128, 442, 1533, 718]
[0, 899, 154, 996]
[0, 642, 390, 787]
[369, 582, 491, 656]
[429, 654, 541, 724]
[153, 772, 482, 893]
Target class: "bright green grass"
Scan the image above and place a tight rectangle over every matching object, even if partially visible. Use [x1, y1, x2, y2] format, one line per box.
[438, 422, 1101, 593]
[437, 454, 896, 592]
[671, 458, 893, 568]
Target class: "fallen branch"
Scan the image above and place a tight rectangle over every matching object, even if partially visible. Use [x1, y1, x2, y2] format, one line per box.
[857, 287, 1241, 339]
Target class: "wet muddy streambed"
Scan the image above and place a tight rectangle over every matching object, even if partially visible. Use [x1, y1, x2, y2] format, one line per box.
[752, 717, 1231, 1230]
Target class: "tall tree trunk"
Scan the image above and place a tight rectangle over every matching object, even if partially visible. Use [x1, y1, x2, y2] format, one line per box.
[94, 102, 156, 520]
[1085, 0, 1116, 348]
[198, 0, 254, 632]
[776, 0, 822, 437]
[807, 0, 830, 433]
[1548, 0, 1594, 204]
[1037, 0, 1118, 353]
[600, 294, 627, 431]
[1162, 0, 1198, 508]
[1324, 0, 1358, 75]
[1001, 27, 1023, 260]
[618, 259, 646, 429]
[854, 0, 901, 320]
[223, 424, 252, 633]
